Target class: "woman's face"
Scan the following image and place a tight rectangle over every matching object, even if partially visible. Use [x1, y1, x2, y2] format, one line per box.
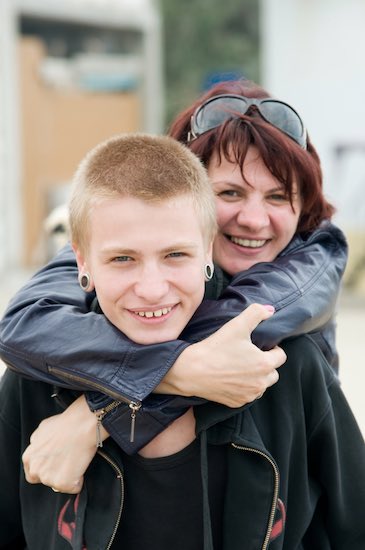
[209, 146, 302, 275]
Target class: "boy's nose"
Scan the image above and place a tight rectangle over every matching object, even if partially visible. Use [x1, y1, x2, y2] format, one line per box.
[133, 265, 169, 303]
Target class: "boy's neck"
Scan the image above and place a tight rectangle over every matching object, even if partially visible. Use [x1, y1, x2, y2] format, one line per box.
[138, 407, 196, 459]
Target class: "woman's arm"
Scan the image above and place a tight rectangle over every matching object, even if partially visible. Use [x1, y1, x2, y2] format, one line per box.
[180, 222, 347, 367]
[22, 308, 284, 493]
[0, 222, 346, 396]
[0, 244, 189, 403]
[0, 223, 347, 453]
[9, 223, 346, 495]
[103, 221, 347, 450]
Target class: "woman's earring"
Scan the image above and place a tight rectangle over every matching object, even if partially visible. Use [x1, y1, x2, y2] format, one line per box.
[79, 272, 92, 292]
[204, 263, 214, 281]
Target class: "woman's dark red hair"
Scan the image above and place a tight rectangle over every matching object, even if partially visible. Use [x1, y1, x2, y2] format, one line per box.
[168, 80, 335, 233]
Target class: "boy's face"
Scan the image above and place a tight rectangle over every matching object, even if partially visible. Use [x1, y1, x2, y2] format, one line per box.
[75, 195, 211, 345]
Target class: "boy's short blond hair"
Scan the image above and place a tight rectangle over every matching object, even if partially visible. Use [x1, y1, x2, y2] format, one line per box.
[69, 133, 217, 253]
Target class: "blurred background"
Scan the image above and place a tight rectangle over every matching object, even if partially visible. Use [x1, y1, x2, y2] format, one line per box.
[0, 0, 364, 433]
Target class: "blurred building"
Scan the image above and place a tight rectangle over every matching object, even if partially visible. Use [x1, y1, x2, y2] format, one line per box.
[261, 0, 365, 294]
[2, 0, 365, 295]
[0, 0, 163, 272]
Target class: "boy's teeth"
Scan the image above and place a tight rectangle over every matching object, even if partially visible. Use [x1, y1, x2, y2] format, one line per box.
[231, 237, 266, 248]
[135, 307, 172, 318]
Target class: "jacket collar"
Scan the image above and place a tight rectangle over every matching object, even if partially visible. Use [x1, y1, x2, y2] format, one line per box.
[194, 400, 272, 457]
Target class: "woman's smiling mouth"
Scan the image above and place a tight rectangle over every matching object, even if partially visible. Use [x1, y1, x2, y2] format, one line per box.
[229, 235, 267, 248]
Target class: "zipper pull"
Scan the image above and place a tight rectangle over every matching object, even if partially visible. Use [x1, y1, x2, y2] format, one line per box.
[95, 410, 105, 448]
[129, 402, 142, 443]
[93, 400, 121, 448]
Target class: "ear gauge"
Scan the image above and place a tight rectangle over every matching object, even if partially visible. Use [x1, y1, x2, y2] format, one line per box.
[204, 263, 214, 281]
[78, 272, 92, 292]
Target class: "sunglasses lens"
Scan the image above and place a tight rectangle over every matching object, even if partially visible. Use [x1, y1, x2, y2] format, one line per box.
[259, 101, 305, 147]
[194, 97, 248, 135]
[191, 95, 307, 148]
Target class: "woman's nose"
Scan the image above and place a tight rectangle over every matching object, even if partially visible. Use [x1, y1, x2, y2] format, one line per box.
[236, 199, 270, 231]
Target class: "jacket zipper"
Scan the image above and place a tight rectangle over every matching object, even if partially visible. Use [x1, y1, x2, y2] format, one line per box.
[95, 400, 142, 445]
[97, 449, 125, 550]
[94, 401, 121, 447]
[47, 367, 143, 444]
[48, 366, 140, 404]
[129, 401, 142, 443]
[231, 443, 279, 550]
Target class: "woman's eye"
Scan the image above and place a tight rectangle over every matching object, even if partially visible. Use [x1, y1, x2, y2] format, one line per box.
[269, 193, 289, 202]
[218, 189, 240, 199]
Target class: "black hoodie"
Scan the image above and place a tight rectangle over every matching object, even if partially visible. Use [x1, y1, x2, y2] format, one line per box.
[1, 335, 364, 549]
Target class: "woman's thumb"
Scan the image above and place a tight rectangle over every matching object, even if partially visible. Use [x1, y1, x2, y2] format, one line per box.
[234, 303, 275, 336]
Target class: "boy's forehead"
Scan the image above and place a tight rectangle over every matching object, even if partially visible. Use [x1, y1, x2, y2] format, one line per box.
[93, 193, 195, 210]
[93, 194, 204, 226]
[88, 194, 207, 253]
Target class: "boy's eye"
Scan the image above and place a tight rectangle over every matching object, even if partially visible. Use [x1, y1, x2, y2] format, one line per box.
[167, 251, 186, 258]
[113, 256, 133, 262]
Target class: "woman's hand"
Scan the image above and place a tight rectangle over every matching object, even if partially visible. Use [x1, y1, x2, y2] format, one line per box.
[22, 395, 109, 494]
[157, 304, 286, 407]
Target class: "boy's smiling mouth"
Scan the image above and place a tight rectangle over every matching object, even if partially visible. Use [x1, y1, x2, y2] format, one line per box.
[132, 306, 173, 318]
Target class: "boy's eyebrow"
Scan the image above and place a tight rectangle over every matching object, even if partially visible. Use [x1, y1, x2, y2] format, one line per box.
[160, 242, 200, 254]
[100, 242, 199, 256]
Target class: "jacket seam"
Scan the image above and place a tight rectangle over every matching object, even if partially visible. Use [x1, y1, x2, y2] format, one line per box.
[265, 255, 332, 311]
[129, 341, 190, 397]
[0, 411, 21, 435]
[306, 400, 332, 444]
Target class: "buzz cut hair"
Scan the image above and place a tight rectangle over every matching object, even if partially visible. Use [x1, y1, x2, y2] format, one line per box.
[69, 133, 217, 253]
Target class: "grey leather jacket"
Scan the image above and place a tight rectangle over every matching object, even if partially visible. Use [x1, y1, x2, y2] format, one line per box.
[0, 222, 348, 452]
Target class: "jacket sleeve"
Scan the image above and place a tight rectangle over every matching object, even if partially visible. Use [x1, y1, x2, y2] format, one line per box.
[306, 373, 365, 547]
[277, 336, 365, 547]
[0, 244, 190, 404]
[103, 222, 348, 451]
[182, 222, 347, 361]
[0, 223, 347, 453]
[0, 372, 25, 546]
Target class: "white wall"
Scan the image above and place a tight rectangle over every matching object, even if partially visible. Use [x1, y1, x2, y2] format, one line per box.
[0, 0, 163, 273]
[260, 0, 365, 229]
[0, 1, 23, 272]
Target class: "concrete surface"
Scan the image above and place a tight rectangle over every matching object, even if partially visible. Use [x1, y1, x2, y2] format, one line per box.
[335, 293, 365, 436]
[1, 269, 365, 436]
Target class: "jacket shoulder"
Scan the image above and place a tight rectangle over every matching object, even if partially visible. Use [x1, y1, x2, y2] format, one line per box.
[279, 334, 337, 396]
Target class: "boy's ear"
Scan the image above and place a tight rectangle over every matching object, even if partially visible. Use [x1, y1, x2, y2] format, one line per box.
[205, 241, 213, 264]
[72, 243, 86, 272]
[72, 243, 95, 291]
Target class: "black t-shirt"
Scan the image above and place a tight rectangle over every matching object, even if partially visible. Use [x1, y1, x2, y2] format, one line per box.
[112, 438, 227, 549]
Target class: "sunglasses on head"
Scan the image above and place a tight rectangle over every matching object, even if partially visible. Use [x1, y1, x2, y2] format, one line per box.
[187, 94, 307, 149]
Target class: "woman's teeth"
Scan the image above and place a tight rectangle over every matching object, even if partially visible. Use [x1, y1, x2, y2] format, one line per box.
[134, 307, 172, 318]
[230, 236, 266, 248]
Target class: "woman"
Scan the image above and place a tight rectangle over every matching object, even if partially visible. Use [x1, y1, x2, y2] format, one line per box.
[0, 79, 347, 457]
[2, 133, 364, 550]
